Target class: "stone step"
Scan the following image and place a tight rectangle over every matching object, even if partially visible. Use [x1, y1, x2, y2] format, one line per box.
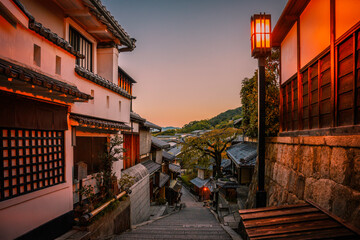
[116, 233, 231, 240]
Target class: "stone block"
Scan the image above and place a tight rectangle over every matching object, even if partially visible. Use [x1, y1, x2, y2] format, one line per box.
[304, 178, 334, 210]
[299, 146, 313, 178]
[318, 146, 331, 179]
[350, 148, 360, 192]
[331, 183, 354, 220]
[287, 170, 297, 194]
[295, 174, 305, 200]
[330, 148, 349, 185]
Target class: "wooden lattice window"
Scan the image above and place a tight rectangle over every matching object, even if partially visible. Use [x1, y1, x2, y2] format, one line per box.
[302, 69, 309, 129]
[69, 26, 93, 71]
[310, 62, 319, 129]
[337, 36, 355, 126]
[0, 128, 65, 201]
[319, 53, 332, 128]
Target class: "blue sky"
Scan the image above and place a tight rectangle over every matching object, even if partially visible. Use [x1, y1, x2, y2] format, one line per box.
[102, 0, 287, 127]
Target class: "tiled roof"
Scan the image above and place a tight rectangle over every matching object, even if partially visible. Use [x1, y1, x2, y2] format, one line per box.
[190, 177, 210, 189]
[141, 160, 161, 175]
[144, 121, 162, 130]
[221, 159, 231, 169]
[83, 0, 136, 50]
[169, 180, 182, 192]
[121, 163, 148, 184]
[151, 136, 170, 149]
[159, 172, 170, 188]
[70, 113, 131, 131]
[162, 151, 175, 162]
[168, 145, 182, 156]
[169, 163, 181, 173]
[29, 21, 84, 58]
[75, 66, 132, 99]
[130, 112, 146, 123]
[0, 58, 91, 102]
[226, 142, 257, 167]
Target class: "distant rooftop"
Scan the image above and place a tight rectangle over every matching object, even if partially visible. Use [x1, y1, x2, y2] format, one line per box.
[162, 151, 175, 162]
[144, 121, 162, 130]
[151, 136, 170, 149]
[226, 142, 257, 167]
[168, 145, 182, 156]
[141, 160, 161, 175]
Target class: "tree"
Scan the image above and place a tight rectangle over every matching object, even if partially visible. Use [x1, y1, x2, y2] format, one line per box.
[240, 49, 280, 137]
[180, 128, 240, 178]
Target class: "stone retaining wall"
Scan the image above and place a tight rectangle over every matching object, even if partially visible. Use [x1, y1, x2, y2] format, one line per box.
[246, 135, 360, 228]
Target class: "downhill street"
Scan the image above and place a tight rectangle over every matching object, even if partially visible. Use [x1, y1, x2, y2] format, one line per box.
[114, 187, 232, 240]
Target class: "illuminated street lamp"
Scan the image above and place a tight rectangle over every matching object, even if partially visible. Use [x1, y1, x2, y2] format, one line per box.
[250, 13, 271, 208]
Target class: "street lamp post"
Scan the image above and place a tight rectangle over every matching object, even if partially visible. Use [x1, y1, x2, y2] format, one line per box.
[250, 13, 271, 208]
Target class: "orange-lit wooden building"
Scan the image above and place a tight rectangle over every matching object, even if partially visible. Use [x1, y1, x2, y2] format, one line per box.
[259, 0, 360, 229]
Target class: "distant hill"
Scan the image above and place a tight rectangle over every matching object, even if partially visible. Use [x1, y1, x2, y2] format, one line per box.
[176, 107, 242, 133]
[162, 126, 180, 132]
[208, 107, 242, 127]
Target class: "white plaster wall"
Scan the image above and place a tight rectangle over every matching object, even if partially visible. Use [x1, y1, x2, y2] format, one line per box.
[97, 47, 119, 84]
[0, 8, 131, 123]
[281, 23, 297, 84]
[72, 83, 131, 123]
[300, 0, 330, 68]
[155, 150, 163, 164]
[129, 174, 150, 225]
[0, 125, 74, 240]
[335, 0, 360, 39]
[140, 129, 151, 155]
[21, 0, 65, 37]
[132, 122, 139, 133]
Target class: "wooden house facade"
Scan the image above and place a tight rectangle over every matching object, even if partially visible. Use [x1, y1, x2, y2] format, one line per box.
[0, 0, 136, 239]
[256, 0, 360, 229]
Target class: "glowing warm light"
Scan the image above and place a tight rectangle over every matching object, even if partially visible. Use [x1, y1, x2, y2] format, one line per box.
[8, 78, 12, 82]
[31, 85, 35, 88]
[251, 13, 271, 58]
[203, 187, 209, 191]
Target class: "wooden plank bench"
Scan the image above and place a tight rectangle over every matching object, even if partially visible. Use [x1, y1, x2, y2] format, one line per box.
[238, 201, 360, 240]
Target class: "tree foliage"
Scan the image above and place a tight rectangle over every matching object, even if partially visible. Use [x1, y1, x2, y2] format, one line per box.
[177, 120, 212, 133]
[240, 49, 280, 137]
[208, 107, 242, 126]
[180, 128, 240, 178]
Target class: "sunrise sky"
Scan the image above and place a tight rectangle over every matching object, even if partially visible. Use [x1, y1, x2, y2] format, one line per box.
[102, 0, 287, 127]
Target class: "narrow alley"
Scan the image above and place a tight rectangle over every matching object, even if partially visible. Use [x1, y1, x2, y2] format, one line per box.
[114, 187, 232, 240]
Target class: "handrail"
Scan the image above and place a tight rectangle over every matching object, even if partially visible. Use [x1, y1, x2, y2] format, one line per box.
[80, 189, 131, 223]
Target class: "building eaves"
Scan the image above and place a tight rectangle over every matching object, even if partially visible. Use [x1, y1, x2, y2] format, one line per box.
[272, 0, 311, 47]
[168, 145, 182, 156]
[118, 66, 136, 83]
[75, 66, 132, 99]
[144, 121, 162, 130]
[0, 58, 91, 101]
[141, 160, 161, 175]
[226, 142, 257, 167]
[162, 151, 175, 162]
[70, 113, 131, 131]
[130, 112, 146, 123]
[190, 177, 209, 189]
[159, 172, 170, 188]
[169, 163, 181, 174]
[151, 136, 170, 149]
[84, 0, 136, 50]
[12, 0, 84, 58]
